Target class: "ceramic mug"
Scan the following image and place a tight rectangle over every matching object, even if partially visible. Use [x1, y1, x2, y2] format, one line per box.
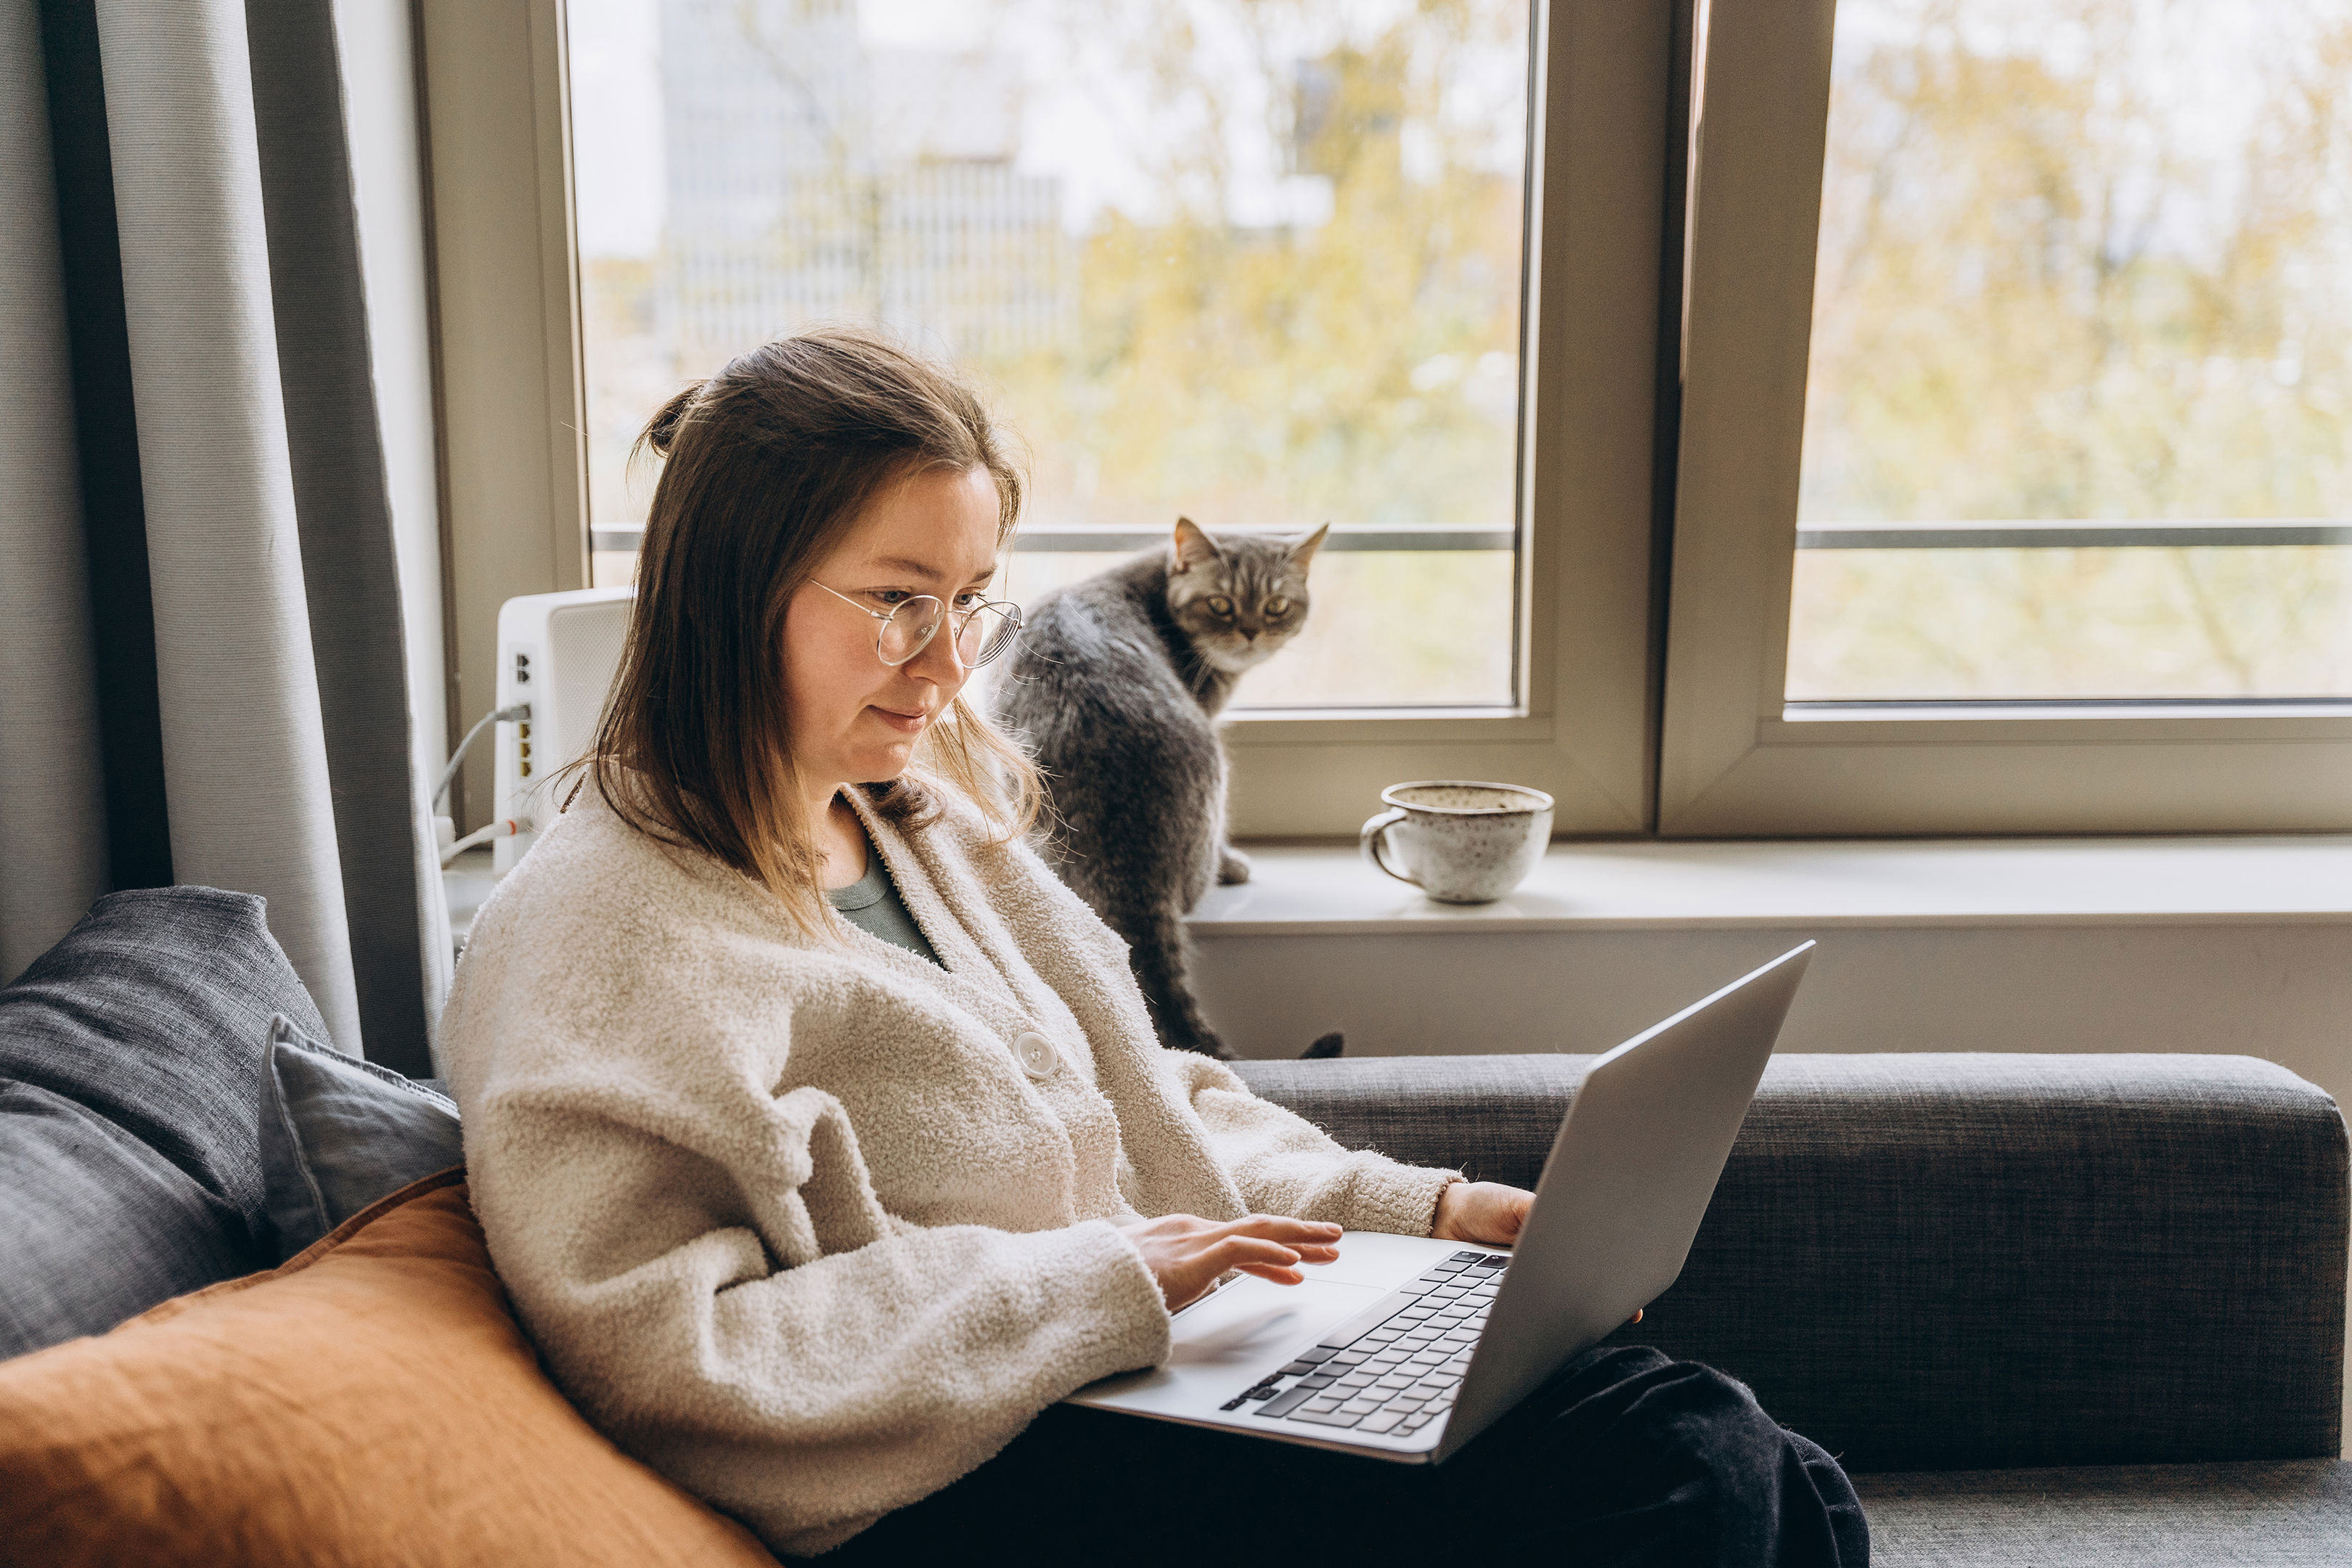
[1359, 781, 1556, 904]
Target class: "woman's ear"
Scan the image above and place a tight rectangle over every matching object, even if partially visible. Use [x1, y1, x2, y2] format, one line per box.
[1172, 516, 1221, 570]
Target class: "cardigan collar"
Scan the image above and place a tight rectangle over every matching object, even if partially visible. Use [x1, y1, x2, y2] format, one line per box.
[836, 785, 1103, 1086]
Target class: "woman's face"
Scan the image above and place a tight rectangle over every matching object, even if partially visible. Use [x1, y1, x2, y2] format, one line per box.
[782, 463, 1003, 791]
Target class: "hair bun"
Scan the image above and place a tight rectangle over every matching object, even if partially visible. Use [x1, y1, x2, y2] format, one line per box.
[640, 381, 707, 458]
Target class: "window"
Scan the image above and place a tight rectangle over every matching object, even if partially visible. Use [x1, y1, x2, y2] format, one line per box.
[568, 0, 1532, 710]
[1657, 0, 2352, 834]
[414, 0, 1677, 838]
[424, 0, 2352, 838]
[1791, 0, 2352, 704]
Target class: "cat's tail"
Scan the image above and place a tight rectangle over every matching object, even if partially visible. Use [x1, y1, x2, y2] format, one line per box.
[1118, 894, 1232, 1059]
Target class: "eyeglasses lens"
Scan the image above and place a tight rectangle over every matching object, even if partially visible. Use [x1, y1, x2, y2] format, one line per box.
[876, 597, 940, 666]
[877, 597, 1020, 668]
[955, 605, 1020, 666]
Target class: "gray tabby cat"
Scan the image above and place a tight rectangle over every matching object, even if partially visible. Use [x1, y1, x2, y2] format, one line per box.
[992, 517, 1331, 1059]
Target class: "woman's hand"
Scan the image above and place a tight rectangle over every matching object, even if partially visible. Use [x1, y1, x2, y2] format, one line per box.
[1117, 1213, 1342, 1311]
[1432, 1182, 1642, 1324]
[1432, 1180, 1533, 1246]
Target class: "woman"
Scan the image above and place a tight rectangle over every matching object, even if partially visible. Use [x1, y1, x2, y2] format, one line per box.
[441, 328, 1867, 1564]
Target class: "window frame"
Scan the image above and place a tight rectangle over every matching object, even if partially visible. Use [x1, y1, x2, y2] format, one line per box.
[418, 0, 1686, 841]
[1657, 0, 2352, 836]
[416, 0, 591, 834]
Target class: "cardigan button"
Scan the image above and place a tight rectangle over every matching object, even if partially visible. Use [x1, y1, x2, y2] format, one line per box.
[1013, 1032, 1058, 1080]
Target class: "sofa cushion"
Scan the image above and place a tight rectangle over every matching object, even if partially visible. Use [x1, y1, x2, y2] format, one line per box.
[1236, 1052, 2351, 1471]
[0, 1083, 264, 1360]
[0, 887, 330, 1356]
[1856, 1460, 2352, 1567]
[0, 1167, 779, 1567]
[261, 1013, 463, 1261]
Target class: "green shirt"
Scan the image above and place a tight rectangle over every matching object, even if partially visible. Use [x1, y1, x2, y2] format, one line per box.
[826, 841, 944, 968]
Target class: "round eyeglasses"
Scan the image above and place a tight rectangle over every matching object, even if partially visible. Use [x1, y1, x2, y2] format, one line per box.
[811, 581, 1023, 669]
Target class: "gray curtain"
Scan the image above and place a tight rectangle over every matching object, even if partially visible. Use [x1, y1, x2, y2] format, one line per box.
[0, 0, 110, 976]
[1, 0, 449, 1075]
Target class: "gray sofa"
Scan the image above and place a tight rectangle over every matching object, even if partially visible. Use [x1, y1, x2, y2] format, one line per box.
[5, 889, 2346, 1561]
[1237, 1052, 2352, 1566]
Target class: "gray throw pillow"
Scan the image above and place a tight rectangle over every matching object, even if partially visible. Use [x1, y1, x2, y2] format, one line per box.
[0, 887, 330, 1359]
[260, 1014, 464, 1261]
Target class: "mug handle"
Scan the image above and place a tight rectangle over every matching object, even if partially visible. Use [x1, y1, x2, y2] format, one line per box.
[1359, 809, 1418, 887]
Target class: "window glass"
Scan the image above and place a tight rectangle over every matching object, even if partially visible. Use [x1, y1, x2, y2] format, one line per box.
[1787, 0, 2352, 703]
[567, 0, 1532, 709]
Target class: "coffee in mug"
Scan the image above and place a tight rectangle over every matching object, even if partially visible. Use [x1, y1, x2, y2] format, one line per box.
[1359, 781, 1555, 904]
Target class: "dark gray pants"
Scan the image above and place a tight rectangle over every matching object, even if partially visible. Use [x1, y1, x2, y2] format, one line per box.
[814, 1346, 1869, 1565]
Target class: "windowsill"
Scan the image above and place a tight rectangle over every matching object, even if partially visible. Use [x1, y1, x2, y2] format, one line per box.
[446, 835, 2352, 956]
[1779, 700, 2352, 723]
[1193, 836, 2352, 936]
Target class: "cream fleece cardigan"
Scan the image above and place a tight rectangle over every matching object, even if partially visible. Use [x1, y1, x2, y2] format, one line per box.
[439, 782, 1459, 1556]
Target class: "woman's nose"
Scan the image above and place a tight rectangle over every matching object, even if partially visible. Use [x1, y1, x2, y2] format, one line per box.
[904, 618, 968, 682]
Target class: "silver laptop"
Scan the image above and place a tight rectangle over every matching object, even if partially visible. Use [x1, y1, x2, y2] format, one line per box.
[1067, 941, 1813, 1462]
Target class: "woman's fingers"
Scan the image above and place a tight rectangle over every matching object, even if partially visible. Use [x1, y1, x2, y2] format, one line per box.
[1236, 1264, 1306, 1286]
[1213, 1235, 1305, 1269]
[1116, 1212, 1349, 1307]
[1224, 1214, 1343, 1245]
[1168, 1241, 1303, 1306]
[1214, 1219, 1339, 1281]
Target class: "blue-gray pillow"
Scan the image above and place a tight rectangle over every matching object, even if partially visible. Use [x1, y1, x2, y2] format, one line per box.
[0, 887, 330, 1357]
[261, 1013, 462, 1260]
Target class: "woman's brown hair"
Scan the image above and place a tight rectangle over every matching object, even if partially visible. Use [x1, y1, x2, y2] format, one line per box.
[580, 325, 1040, 932]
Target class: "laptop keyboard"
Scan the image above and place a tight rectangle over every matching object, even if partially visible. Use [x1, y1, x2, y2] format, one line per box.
[1217, 1250, 1507, 1437]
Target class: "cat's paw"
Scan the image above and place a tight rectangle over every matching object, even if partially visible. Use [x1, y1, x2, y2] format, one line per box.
[1217, 846, 1253, 884]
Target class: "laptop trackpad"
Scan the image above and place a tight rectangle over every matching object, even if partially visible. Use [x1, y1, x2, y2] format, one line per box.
[1071, 1276, 1385, 1413]
[1170, 1276, 1382, 1365]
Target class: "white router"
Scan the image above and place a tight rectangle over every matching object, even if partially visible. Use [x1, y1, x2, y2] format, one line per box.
[491, 587, 635, 874]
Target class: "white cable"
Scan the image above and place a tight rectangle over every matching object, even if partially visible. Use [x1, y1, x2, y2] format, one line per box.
[433, 703, 531, 809]
[439, 817, 530, 867]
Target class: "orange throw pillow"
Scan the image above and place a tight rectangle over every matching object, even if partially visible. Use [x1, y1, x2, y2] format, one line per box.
[0, 1167, 777, 1567]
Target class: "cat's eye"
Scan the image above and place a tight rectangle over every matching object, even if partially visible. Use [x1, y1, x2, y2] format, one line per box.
[1265, 596, 1291, 616]
[1206, 595, 1235, 618]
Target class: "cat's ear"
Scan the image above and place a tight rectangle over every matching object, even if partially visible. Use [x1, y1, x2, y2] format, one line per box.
[1172, 516, 1221, 570]
[1289, 522, 1331, 569]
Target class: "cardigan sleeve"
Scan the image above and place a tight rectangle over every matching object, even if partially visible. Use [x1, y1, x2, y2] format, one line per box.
[1166, 1053, 1462, 1237]
[465, 1080, 1167, 1555]
[972, 817, 1463, 1236]
[443, 883, 1170, 1556]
